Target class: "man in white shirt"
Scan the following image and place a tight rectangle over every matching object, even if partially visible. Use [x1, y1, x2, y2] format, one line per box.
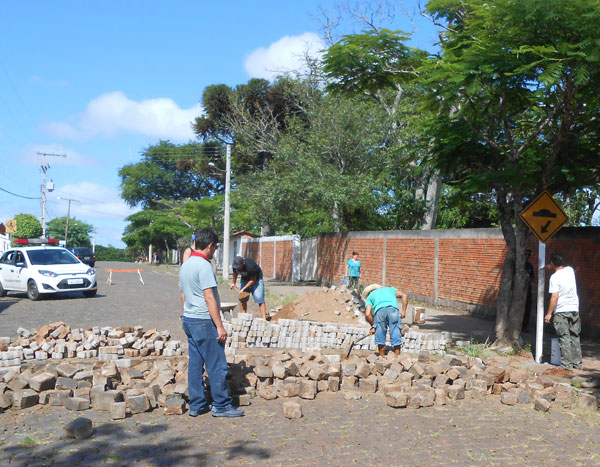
[544, 252, 582, 370]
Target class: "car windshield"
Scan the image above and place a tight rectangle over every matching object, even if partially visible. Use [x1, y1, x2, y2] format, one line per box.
[27, 249, 81, 266]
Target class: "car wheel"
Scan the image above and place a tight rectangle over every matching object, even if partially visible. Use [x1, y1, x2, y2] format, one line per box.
[90, 262, 96, 268]
[27, 280, 41, 301]
[0, 281, 6, 297]
[83, 289, 97, 298]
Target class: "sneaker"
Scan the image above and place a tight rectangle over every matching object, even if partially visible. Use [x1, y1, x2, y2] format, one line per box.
[212, 406, 245, 418]
[189, 405, 211, 417]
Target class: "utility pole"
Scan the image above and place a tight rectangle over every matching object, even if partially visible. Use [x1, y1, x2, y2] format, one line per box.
[57, 196, 79, 247]
[38, 151, 66, 237]
[223, 144, 231, 280]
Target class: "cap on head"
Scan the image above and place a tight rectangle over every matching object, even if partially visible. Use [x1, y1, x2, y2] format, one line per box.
[232, 256, 244, 269]
[362, 283, 383, 301]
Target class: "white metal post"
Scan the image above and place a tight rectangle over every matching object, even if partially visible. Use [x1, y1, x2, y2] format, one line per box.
[222, 144, 231, 280]
[535, 241, 546, 363]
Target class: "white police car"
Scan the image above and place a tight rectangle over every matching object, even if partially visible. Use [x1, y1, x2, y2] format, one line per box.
[0, 238, 97, 300]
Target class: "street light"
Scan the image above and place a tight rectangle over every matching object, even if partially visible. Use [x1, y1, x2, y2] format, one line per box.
[208, 144, 231, 280]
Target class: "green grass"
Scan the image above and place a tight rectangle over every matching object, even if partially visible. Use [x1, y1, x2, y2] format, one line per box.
[458, 342, 490, 359]
[265, 292, 298, 308]
[20, 435, 41, 447]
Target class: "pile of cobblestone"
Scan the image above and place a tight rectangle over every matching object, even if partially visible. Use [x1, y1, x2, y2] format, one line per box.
[0, 322, 184, 367]
[224, 314, 449, 354]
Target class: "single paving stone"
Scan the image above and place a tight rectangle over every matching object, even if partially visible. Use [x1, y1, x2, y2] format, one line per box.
[258, 384, 278, 400]
[282, 401, 303, 419]
[13, 389, 39, 409]
[575, 393, 598, 410]
[29, 372, 56, 392]
[501, 392, 518, 406]
[65, 396, 90, 411]
[328, 376, 340, 392]
[63, 417, 93, 439]
[94, 390, 125, 411]
[127, 394, 150, 413]
[434, 388, 446, 406]
[163, 396, 185, 415]
[534, 396, 551, 412]
[0, 392, 13, 409]
[48, 390, 72, 406]
[55, 376, 78, 391]
[386, 391, 408, 408]
[111, 401, 127, 419]
[299, 379, 317, 400]
[342, 389, 362, 400]
[254, 365, 273, 378]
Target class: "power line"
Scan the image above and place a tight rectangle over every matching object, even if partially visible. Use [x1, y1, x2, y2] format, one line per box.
[0, 185, 41, 199]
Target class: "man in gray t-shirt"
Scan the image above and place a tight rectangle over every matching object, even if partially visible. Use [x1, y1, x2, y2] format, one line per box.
[179, 228, 244, 418]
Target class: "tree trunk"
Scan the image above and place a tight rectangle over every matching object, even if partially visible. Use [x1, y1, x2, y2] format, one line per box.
[331, 201, 341, 233]
[493, 189, 530, 348]
[422, 171, 442, 230]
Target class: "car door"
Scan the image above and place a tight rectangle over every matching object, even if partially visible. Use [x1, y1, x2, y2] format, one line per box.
[12, 251, 29, 291]
[0, 250, 23, 291]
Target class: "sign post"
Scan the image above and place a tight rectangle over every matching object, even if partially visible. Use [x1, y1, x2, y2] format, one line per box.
[520, 191, 568, 363]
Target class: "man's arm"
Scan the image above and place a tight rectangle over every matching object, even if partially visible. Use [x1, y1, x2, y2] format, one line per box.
[203, 288, 227, 342]
[395, 290, 408, 319]
[230, 271, 238, 289]
[180, 290, 185, 317]
[365, 305, 375, 335]
[240, 278, 256, 292]
[545, 292, 559, 324]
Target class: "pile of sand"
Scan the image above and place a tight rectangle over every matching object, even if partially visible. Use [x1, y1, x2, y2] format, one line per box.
[272, 288, 362, 325]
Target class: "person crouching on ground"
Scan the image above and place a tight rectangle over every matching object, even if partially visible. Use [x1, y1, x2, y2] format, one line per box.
[362, 284, 408, 356]
[230, 255, 271, 321]
[179, 228, 244, 418]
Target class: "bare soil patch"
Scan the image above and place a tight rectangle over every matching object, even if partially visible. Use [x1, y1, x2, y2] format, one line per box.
[272, 288, 362, 325]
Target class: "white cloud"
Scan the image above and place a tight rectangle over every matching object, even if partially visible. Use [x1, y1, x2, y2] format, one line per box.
[244, 32, 325, 81]
[41, 91, 203, 142]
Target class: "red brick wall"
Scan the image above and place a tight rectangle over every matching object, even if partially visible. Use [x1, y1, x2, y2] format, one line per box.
[261, 242, 275, 278]
[437, 239, 506, 308]
[386, 238, 436, 297]
[248, 228, 599, 337]
[276, 241, 293, 281]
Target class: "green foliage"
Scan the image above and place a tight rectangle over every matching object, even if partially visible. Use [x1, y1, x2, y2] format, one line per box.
[122, 210, 190, 253]
[436, 187, 499, 229]
[95, 245, 132, 262]
[46, 216, 93, 247]
[119, 141, 224, 209]
[323, 29, 426, 96]
[13, 213, 42, 240]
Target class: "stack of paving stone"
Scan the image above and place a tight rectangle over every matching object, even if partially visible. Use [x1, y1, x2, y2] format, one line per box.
[0, 356, 194, 417]
[236, 348, 598, 413]
[224, 313, 449, 354]
[0, 347, 598, 417]
[0, 322, 183, 367]
[401, 329, 451, 354]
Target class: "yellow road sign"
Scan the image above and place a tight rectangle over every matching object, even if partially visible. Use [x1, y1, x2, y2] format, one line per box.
[520, 191, 568, 243]
[5, 219, 17, 234]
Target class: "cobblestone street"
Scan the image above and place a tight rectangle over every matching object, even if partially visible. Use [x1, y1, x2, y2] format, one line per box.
[2, 392, 600, 466]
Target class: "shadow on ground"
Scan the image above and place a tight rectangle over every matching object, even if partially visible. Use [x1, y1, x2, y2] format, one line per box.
[5, 420, 271, 465]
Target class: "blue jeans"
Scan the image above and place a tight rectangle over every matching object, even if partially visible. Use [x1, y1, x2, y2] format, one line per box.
[182, 317, 232, 411]
[374, 306, 402, 347]
[240, 277, 265, 304]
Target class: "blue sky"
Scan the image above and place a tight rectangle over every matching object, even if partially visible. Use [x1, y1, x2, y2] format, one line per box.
[0, 1, 439, 248]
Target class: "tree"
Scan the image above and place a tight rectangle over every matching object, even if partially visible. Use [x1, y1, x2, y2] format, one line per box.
[119, 141, 224, 209]
[322, 29, 443, 229]
[13, 213, 42, 241]
[95, 245, 132, 262]
[46, 217, 93, 247]
[423, 0, 600, 347]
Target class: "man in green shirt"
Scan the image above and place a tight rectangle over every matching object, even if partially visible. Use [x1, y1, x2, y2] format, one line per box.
[362, 284, 408, 357]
